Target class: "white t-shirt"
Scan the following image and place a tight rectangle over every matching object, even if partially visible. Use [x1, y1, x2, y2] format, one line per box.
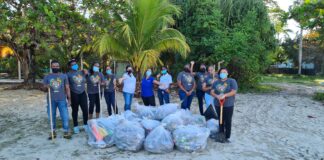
[159, 73, 172, 90]
[122, 73, 136, 94]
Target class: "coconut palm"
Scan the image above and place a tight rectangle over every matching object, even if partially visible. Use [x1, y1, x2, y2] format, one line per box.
[95, 0, 190, 78]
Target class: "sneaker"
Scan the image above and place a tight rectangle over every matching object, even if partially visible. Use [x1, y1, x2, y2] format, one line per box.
[63, 132, 72, 139]
[73, 126, 80, 134]
[48, 131, 57, 140]
[225, 139, 231, 143]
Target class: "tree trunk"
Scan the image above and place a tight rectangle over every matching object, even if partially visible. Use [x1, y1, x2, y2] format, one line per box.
[298, 28, 303, 75]
[22, 45, 36, 84]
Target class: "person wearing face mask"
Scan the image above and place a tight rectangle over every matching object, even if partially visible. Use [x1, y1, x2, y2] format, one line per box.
[118, 65, 136, 111]
[86, 62, 104, 119]
[177, 64, 196, 110]
[66, 59, 88, 134]
[141, 68, 164, 106]
[211, 68, 238, 143]
[43, 60, 71, 139]
[190, 61, 209, 115]
[103, 66, 118, 115]
[202, 65, 218, 109]
[156, 66, 172, 105]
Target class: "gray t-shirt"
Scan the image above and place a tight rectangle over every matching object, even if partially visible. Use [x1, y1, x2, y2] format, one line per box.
[86, 72, 104, 94]
[212, 78, 238, 107]
[43, 73, 69, 101]
[196, 72, 209, 91]
[67, 71, 86, 94]
[177, 71, 195, 91]
[104, 74, 115, 92]
[204, 73, 217, 94]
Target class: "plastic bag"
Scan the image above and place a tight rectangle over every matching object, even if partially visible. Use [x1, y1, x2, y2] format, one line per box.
[122, 110, 142, 122]
[206, 118, 219, 137]
[189, 114, 207, 127]
[178, 109, 193, 125]
[135, 103, 156, 119]
[86, 119, 107, 148]
[113, 119, 145, 151]
[155, 103, 178, 120]
[141, 118, 161, 135]
[144, 125, 174, 153]
[173, 125, 210, 152]
[96, 118, 116, 147]
[161, 112, 184, 131]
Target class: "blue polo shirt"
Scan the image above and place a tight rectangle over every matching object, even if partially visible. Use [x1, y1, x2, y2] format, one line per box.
[141, 77, 155, 97]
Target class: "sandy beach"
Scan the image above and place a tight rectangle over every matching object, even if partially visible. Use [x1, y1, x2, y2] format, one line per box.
[0, 83, 323, 160]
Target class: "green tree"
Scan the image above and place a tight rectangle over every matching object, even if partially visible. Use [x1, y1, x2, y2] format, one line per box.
[96, 0, 190, 79]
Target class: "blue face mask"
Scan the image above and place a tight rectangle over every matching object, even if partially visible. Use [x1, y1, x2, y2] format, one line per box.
[71, 64, 78, 71]
[93, 66, 99, 72]
[161, 70, 167, 74]
[106, 70, 112, 75]
[219, 73, 228, 79]
[146, 70, 152, 77]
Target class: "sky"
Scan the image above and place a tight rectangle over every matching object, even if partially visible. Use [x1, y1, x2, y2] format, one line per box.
[274, 0, 303, 39]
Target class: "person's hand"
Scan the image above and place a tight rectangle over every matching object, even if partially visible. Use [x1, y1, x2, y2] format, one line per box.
[83, 69, 88, 75]
[165, 88, 170, 93]
[190, 61, 195, 65]
[67, 98, 71, 106]
[186, 91, 191, 96]
[118, 78, 123, 84]
[157, 73, 161, 78]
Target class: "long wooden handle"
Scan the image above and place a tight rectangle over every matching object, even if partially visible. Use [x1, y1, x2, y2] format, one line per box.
[48, 87, 54, 141]
[220, 104, 223, 125]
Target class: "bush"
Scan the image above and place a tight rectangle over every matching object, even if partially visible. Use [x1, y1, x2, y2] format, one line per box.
[313, 92, 324, 102]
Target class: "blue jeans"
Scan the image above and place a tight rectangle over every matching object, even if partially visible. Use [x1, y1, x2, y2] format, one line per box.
[47, 100, 69, 132]
[178, 90, 195, 110]
[196, 89, 205, 115]
[123, 92, 133, 111]
[157, 89, 170, 105]
[104, 91, 118, 115]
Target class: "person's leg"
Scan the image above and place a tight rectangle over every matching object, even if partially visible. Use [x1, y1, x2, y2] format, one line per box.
[179, 90, 187, 109]
[79, 92, 88, 125]
[47, 99, 57, 131]
[88, 94, 95, 119]
[123, 92, 131, 111]
[57, 100, 69, 133]
[186, 92, 195, 110]
[142, 96, 149, 106]
[149, 95, 156, 106]
[104, 92, 112, 116]
[70, 91, 79, 127]
[215, 106, 224, 133]
[111, 91, 118, 114]
[196, 90, 204, 115]
[129, 94, 133, 110]
[157, 89, 164, 105]
[224, 107, 234, 139]
[164, 91, 170, 104]
[95, 93, 100, 118]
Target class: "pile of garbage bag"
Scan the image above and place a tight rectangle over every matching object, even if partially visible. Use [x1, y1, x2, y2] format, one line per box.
[86, 103, 216, 153]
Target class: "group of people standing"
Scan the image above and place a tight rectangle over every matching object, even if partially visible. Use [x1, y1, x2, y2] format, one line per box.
[43, 59, 237, 142]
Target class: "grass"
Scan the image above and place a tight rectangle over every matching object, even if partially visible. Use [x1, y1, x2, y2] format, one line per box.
[313, 92, 324, 102]
[260, 74, 324, 86]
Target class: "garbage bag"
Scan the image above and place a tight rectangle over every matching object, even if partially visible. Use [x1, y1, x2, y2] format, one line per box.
[173, 125, 210, 152]
[113, 119, 145, 152]
[206, 118, 219, 138]
[155, 103, 178, 120]
[141, 118, 161, 135]
[189, 114, 206, 127]
[135, 103, 156, 119]
[203, 104, 218, 121]
[96, 118, 116, 147]
[86, 119, 107, 148]
[161, 112, 184, 131]
[144, 125, 174, 153]
[178, 109, 193, 125]
[122, 110, 142, 122]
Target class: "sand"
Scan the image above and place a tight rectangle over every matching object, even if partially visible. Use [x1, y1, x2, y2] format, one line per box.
[0, 83, 323, 160]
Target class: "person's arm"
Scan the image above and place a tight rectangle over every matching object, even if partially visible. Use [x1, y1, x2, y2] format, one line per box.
[177, 80, 188, 94]
[42, 76, 49, 91]
[118, 74, 127, 84]
[202, 82, 211, 92]
[190, 61, 196, 76]
[224, 79, 238, 98]
[188, 81, 196, 95]
[113, 78, 117, 90]
[64, 75, 71, 105]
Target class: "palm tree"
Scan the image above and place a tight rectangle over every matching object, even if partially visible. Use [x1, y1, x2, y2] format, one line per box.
[95, 0, 190, 79]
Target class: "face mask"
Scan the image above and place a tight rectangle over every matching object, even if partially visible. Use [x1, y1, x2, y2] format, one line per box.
[127, 70, 132, 74]
[52, 68, 60, 73]
[106, 70, 112, 75]
[200, 68, 206, 72]
[71, 64, 78, 71]
[146, 70, 152, 77]
[93, 66, 99, 72]
[161, 70, 167, 74]
[220, 73, 228, 79]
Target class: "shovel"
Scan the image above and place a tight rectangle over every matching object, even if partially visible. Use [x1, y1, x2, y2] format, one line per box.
[48, 87, 55, 142]
[215, 98, 226, 143]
